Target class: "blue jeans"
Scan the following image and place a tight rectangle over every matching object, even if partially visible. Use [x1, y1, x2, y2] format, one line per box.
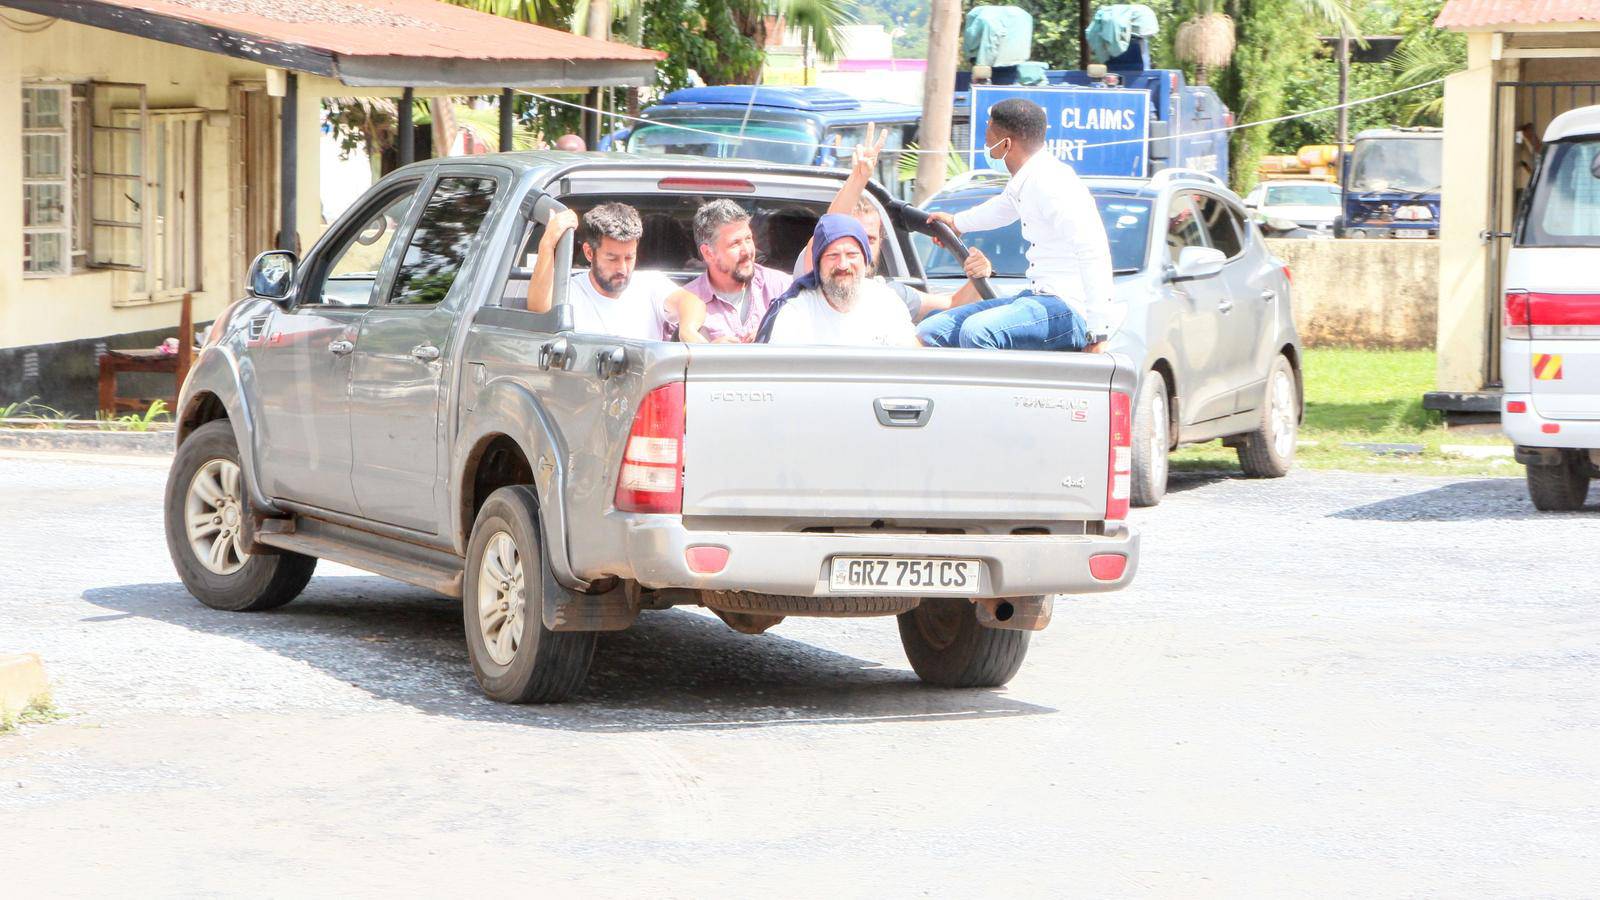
[916, 290, 1089, 351]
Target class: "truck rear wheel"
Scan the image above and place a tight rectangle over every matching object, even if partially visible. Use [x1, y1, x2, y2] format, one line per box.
[163, 420, 316, 612]
[463, 486, 596, 703]
[897, 598, 1030, 688]
[1525, 451, 1593, 512]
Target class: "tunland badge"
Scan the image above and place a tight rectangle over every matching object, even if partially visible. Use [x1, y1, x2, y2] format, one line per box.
[710, 390, 774, 402]
[1014, 395, 1090, 422]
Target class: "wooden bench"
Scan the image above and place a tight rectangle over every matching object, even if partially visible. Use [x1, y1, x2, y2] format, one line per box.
[97, 293, 195, 415]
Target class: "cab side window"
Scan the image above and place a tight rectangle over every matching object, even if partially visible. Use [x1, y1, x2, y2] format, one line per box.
[1196, 194, 1245, 259]
[1165, 193, 1207, 265]
[388, 176, 498, 306]
[306, 186, 419, 306]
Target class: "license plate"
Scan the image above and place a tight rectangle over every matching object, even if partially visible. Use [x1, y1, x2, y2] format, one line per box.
[1394, 230, 1429, 238]
[828, 557, 982, 595]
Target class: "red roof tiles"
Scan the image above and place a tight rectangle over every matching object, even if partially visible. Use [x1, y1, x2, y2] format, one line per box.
[1436, 0, 1600, 29]
[46, 0, 664, 63]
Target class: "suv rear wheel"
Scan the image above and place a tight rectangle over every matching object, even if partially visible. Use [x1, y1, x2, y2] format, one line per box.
[163, 420, 316, 611]
[463, 485, 596, 703]
[897, 598, 1030, 688]
[1131, 369, 1170, 507]
[1237, 354, 1298, 478]
[1525, 451, 1593, 512]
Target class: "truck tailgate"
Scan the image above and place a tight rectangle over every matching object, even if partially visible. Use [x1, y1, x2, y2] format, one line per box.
[681, 346, 1120, 521]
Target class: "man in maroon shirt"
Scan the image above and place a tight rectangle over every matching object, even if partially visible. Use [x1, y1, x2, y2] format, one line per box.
[676, 200, 794, 343]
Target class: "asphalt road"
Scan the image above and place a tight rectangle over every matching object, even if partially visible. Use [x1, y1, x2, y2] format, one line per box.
[2, 450, 1597, 897]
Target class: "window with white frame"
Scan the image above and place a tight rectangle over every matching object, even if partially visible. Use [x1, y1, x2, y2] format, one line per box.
[20, 81, 206, 297]
[22, 84, 71, 276]
[148, 109, 205, 295]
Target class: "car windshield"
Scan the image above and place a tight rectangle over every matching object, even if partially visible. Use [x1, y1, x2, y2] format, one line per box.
[913, 192, 1152, 277]
[1265, 184, 1340, 206]
[627, 117, 818, 167]
[1348, 138, 1443, 194]
[1518, 136, 1600, 248]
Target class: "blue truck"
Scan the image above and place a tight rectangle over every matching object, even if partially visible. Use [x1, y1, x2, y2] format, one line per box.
[604, 86, 925, 198]
[1336, 126, 1443, 239]
[952, 51, 1231, 180]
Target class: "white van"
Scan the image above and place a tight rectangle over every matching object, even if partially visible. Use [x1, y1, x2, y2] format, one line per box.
[1503, 105, 1600, 510]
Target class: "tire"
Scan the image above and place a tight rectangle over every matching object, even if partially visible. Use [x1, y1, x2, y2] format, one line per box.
[703, 591, 919, 617]
[1130, 369, 1171, 508]
[463, 485, 596, 703]
[1526, 452, 1592, 512]
[1237, 354, 1298, 478]
[896, 597, 1031, 688]
[163, 419, 316, 612]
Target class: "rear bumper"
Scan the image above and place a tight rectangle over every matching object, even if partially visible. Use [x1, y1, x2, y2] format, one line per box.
[617, 519, 1139, 598]
[1502, 393, 1600, 451]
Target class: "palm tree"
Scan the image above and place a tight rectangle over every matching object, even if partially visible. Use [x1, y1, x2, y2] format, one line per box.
[1175, 0, 1360, 86]
[1389, 37, 1464, 126]
[1174, 0, 1235, 86]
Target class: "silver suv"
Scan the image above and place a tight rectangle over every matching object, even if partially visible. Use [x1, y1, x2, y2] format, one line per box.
[916, 169, 1303, 506]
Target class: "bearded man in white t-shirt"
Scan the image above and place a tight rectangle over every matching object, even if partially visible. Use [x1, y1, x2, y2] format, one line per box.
[758, 213, 919, 348]
[525, 202, 698, 341]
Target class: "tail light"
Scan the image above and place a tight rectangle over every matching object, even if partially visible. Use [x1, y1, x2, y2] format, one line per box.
[1503, 290, 1530, 340]
[1525, 292, 1600, 327]
[1281, 265, 1293, 286]
[1106, 391, 1132, 521]
[615, 382, 685, 514]
[1506, 400, 1527, 414]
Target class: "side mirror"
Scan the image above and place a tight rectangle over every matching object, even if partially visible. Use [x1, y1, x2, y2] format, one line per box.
[1243, 199, 1259, 210]
[1170, 246, 1226, 282]
[248, 250, 297, 303]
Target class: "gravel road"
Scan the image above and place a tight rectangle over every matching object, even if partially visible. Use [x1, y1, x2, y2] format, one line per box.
[2, 450, 1597, 897]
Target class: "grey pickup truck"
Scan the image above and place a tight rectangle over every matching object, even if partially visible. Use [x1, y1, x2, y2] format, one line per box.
[163, 152, 1139, 703]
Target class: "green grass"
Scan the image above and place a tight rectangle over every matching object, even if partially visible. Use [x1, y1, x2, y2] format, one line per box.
[1171, 349, 1518, 477]
[0, 695, 64, 735]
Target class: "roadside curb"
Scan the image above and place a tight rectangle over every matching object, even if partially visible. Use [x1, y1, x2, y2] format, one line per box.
[0, 428, 173, 457]
[0, 654, 49, 717]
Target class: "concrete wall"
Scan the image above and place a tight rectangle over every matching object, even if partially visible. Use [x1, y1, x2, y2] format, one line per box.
[1269, 238, 1438, 349]
[0, 18, 328, 353]
[1435, 35, 1501, 391]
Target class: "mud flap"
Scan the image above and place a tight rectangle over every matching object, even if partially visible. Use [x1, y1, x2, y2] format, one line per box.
[541, 569, 639, 632]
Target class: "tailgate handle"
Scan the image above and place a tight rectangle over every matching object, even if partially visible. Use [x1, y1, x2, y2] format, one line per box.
[874, 397, 933, 428]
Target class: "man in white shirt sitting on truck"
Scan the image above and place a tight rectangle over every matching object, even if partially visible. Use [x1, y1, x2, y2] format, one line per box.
[922, 97, 1117, 352]
[525, 202, 699, 341]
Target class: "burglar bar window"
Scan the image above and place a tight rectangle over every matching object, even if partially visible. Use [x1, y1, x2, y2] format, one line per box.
[90, 82, 148, 279]
[22, 84, 71, 277]
[150, 110, 205, 295]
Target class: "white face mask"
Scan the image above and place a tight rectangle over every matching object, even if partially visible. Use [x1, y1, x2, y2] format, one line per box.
[983, 136, 1011, 171]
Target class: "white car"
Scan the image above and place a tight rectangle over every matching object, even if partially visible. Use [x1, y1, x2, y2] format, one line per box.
[1243, 179, 1341, 238]
[1502, 104, 1600, 511]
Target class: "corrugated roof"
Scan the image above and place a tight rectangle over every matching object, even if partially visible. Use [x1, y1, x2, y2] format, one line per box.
[2, 0, 662, 87]
[1436, 0, 1600, 29]
[100, 0, 660, 61]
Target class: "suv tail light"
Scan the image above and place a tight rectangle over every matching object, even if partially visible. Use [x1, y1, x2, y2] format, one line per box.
[616, 382, 685, 514]
[1106, 391, 1132, 521]
[1504, 290, 1531, 339]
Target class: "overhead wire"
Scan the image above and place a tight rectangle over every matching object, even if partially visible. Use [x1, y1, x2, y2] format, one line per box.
[519, 73, 1453, 157]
